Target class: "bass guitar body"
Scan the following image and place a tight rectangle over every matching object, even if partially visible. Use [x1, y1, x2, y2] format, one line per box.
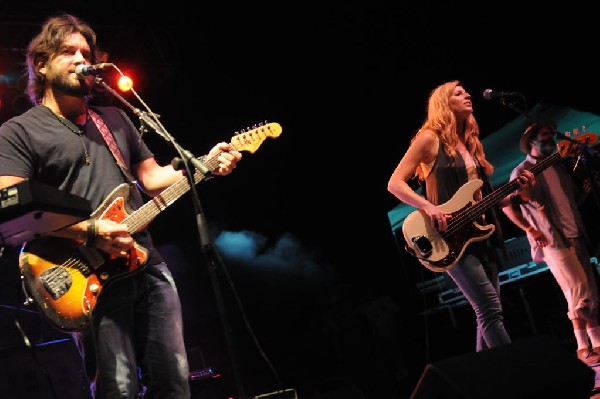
[402, 179, 495, 272]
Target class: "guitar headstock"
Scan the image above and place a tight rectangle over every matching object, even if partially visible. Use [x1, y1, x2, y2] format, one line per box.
[557, 131, 598, 158]
[231, 122, 282, 153]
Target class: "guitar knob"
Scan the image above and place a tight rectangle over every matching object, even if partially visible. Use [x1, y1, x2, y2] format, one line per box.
[89, 284, 99, 293]
[100, 272, 109, 280]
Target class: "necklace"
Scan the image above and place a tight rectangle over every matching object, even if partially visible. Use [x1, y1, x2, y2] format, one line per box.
[43, 105, 91, 165]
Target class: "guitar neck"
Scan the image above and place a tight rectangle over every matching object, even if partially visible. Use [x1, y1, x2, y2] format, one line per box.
[122, 151, 222, 234]
[470, 151, 562, 218]
[117, 121, 283, 234]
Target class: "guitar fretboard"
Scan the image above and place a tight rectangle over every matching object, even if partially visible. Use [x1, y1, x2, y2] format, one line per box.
[119, 121, 282, 234]
[122, 155, 220, 234]
[443, 151, 562, 237]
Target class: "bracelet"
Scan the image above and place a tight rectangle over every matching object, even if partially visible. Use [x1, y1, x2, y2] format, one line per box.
[525, 226, 534, 233]
[84, 219, 97, 247]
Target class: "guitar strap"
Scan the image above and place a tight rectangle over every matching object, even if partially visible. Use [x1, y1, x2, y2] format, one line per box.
[88, 109, 141, 190]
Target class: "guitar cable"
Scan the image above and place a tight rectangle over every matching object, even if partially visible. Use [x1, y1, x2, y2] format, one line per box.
[13, 319, 60, 399]
[3, 248, 62, 399]
[0, 243, 57, 398]
[0, 244, 60, 399]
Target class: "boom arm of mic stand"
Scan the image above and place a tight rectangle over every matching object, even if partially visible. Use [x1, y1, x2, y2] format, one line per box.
[95, 79, 210, 175]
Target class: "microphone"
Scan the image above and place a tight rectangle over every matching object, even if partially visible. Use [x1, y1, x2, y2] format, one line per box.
[482, 89, 521, 100]
[75, 63, 113, 78]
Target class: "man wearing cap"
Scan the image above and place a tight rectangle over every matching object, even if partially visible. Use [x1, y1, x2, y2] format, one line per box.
[502, 121, 600, 366]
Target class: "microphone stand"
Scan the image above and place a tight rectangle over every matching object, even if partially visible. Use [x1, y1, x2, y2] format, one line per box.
[95, 78, 248, 399]
[498, 96, 600, 218]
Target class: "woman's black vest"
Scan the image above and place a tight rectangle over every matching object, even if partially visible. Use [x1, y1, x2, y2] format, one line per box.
[424, 145, 506, 252]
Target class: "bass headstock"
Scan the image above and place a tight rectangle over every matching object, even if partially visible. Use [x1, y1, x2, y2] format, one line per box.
[557, 129, 598, 158]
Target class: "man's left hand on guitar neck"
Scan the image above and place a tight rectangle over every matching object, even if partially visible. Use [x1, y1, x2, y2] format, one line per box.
[498, 169, 535, 208]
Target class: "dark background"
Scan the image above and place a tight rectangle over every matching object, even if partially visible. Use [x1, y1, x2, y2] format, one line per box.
[1, 2, 600, 398]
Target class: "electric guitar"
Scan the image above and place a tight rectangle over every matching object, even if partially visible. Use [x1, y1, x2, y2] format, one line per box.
[402, 132, 597, 273]
[18, 122, 282, 332]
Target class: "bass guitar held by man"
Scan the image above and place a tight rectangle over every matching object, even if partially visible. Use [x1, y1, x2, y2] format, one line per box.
[400, 131, 590, 272]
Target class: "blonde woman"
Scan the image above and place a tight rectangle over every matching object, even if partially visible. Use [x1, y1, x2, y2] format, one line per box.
[388, 80, 534, 352]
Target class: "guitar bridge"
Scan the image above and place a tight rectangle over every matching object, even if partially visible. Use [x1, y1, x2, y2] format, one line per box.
[39, 266, 72, 300]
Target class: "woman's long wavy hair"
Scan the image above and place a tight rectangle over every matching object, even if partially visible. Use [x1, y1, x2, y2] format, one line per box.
[412, 80, 493, 181]
[25, 13, 98, 105]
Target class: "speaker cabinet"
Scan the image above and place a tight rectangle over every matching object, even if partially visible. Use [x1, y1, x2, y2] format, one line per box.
[411, 335, 594, 399]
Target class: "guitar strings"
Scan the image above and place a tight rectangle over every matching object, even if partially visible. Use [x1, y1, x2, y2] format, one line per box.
[417, 138, 586, 268]
[439, 150, 562, 238]
[123, 151, 223, 234]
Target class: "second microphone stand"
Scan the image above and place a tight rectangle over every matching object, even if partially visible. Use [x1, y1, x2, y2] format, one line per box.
[499, 97, 600, 216]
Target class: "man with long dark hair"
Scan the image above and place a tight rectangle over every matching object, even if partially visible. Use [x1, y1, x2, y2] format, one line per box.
[0, 13, 242, 398]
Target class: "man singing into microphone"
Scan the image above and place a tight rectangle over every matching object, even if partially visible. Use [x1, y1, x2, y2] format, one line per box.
[502, 121, 600, 366]
[0, 12, 242, 398]
[74, 62, 113, 77]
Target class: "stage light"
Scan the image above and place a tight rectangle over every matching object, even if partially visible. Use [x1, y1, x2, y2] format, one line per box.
[117, 75, 133, 92]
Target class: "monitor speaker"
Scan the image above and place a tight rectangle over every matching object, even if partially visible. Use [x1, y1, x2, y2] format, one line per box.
[411, 335, 595, 399]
